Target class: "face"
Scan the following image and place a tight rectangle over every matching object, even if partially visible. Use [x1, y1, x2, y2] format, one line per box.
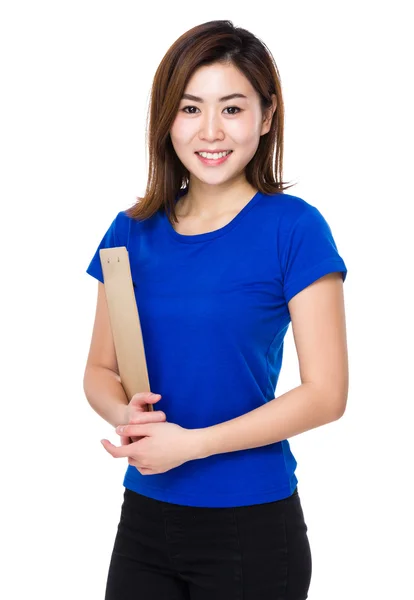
[170, 62, 276, 188]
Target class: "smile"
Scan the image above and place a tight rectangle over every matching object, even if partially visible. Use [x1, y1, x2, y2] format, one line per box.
[195, 150, 233, 166]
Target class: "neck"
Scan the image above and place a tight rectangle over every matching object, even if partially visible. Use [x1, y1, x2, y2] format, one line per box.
[177, 177, 258, 219]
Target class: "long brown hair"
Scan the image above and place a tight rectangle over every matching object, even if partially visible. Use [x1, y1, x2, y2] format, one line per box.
[125, 20, 296, 225]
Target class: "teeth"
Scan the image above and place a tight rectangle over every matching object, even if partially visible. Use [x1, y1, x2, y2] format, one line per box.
[198, 150, 231, 159]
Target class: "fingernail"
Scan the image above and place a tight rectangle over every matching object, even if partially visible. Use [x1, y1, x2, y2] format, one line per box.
[116, 426, 124, 433]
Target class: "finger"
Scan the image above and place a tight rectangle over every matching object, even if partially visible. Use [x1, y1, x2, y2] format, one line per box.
[119, 434, 144, 443]
[130, 394, 162, 412]
[115, 424, 152, 437]
[100, 439, 136, 458]
[130, 392, 162, 406]
[129, 411, 166, 424]
[120, 435, 143, 445]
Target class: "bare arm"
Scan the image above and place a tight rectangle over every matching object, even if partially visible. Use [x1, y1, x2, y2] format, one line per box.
[83, 365, 129, 428]
[83, 282, 128, 428]
[194, 272, 349, 459]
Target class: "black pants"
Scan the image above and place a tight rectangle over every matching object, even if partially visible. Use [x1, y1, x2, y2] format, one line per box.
[104, 486, 312, 600]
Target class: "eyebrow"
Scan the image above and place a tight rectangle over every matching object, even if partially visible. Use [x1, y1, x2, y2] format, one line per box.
[181, 93, 248, 103]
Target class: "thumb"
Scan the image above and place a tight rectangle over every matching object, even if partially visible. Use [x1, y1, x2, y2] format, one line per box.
[131, 392, 162, 406]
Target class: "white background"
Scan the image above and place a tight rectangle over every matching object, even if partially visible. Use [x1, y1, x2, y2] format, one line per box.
[1, 1, 413, 598]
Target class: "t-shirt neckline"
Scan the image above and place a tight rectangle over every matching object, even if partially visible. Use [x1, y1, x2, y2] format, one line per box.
[162, 190, 263, 244]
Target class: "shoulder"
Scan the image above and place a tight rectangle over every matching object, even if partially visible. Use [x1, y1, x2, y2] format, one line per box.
[115, 209, 132, 229]
[263, 191, 322, 223]
[111, 209, 137, 246]
[115, 208, 161, 250]
[260, 192, 329, 245]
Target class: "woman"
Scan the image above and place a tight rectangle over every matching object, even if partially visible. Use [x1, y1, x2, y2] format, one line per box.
[84, 19, 348, 600]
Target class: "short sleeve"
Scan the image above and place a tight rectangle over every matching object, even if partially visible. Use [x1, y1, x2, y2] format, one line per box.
[282, 205, 347, 304]
[85, 212, 123, 284]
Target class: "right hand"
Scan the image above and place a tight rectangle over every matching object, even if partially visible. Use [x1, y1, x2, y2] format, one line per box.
[120, 392, 166, 446]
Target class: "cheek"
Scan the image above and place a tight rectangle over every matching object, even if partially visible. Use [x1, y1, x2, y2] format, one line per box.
[170, 116, 195, 144]
[228, 114, 262, 145]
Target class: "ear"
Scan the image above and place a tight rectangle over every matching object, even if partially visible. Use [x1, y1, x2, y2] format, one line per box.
[260, 94, 277, 136]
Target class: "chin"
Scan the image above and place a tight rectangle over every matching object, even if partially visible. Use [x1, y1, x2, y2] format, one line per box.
[194, 173, 236, 186]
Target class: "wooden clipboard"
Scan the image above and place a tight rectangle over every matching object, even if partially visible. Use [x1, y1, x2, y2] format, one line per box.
[99, 246, 153, 412]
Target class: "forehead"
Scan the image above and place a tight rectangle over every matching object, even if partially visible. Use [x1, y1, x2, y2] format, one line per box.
[183, 63, 255, 98]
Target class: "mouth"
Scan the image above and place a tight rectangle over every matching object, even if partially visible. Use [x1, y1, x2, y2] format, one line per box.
[195, 150, 233, 166]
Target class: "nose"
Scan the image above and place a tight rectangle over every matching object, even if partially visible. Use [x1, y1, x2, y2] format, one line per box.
[198, 110, 225, 142]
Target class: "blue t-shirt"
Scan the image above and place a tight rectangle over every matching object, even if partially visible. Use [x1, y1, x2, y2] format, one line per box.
[86, 190, 347, 508]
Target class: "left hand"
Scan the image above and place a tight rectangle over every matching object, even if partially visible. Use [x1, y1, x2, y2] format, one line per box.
[101, 421, 200, 475]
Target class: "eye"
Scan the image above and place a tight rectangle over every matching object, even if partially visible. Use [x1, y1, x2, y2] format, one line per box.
[182, 106, 200, 114]
[223, 106, 241, 115]
[181, 106, 242, 115]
